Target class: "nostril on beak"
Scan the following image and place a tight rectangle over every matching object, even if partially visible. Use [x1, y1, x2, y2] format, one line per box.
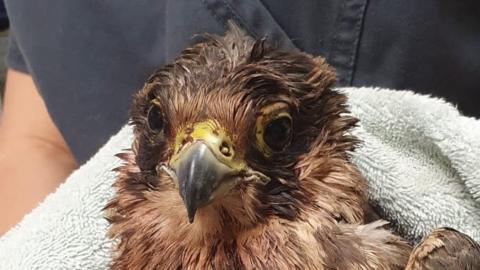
[219, 141, 232, 157]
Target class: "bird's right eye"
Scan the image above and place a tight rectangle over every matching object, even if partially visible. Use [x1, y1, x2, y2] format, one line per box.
[147, 105, 164, 132]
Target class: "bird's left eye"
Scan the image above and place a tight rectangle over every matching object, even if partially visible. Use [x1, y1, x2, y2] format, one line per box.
[255, 102, 293, 155]
[263, 116, 292, 152]
[147, 105, 164, 132]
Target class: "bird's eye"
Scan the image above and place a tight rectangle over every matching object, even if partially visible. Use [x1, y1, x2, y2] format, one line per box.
[147, 105, 164, 132]
[263, 116, 292, 152]
[255, 102, 293, 155]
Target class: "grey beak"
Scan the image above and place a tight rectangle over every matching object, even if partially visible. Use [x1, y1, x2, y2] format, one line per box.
[171, 142, 233, 223]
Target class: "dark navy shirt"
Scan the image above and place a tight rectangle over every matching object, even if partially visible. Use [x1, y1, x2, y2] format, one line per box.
[5, 0, 480, 163]
[0, 1, 8, 31]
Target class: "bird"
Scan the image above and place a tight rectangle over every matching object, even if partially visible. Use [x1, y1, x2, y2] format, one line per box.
[104, 22, 478, 269]
[405, 227, 480, 270]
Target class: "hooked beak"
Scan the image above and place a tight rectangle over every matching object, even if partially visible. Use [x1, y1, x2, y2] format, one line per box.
[169, 120, 245, 223]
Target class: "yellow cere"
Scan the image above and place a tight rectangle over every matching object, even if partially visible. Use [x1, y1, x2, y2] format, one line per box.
[172, 119, 246, 171]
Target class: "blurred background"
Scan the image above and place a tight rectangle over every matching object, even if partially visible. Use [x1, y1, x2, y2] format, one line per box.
[0, 1, 8, 102]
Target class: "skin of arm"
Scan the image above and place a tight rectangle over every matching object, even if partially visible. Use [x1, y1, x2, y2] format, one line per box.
[0, 69, 78, 235]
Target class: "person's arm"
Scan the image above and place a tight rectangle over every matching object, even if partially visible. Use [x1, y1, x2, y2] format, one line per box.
[0, 69, 78, 235]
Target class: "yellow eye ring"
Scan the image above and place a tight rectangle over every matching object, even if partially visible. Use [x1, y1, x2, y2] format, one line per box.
[255, 102, 293, 156]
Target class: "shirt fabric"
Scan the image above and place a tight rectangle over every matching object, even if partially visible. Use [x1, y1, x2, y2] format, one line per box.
[5, 0, 480, 164]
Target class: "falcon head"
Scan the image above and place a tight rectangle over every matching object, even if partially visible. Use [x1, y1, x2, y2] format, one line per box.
[107, 23, 365, 245]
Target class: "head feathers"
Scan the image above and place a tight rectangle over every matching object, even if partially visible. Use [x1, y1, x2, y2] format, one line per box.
[106, 22, 366, 269]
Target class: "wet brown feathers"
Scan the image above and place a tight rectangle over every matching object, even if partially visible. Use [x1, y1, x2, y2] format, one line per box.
[405, 228, 480, 270]
[105, 23, 477, 269]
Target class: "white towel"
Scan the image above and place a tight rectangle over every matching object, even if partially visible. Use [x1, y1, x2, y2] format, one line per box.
[1, 87, 479, 269]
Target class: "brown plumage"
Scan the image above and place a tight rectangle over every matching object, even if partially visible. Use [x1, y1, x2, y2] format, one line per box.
[105, 23, 477, 269]
[405, 227, 480, 270]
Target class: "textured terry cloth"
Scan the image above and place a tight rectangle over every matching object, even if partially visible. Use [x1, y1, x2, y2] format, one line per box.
[0, 87, 479, 269]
